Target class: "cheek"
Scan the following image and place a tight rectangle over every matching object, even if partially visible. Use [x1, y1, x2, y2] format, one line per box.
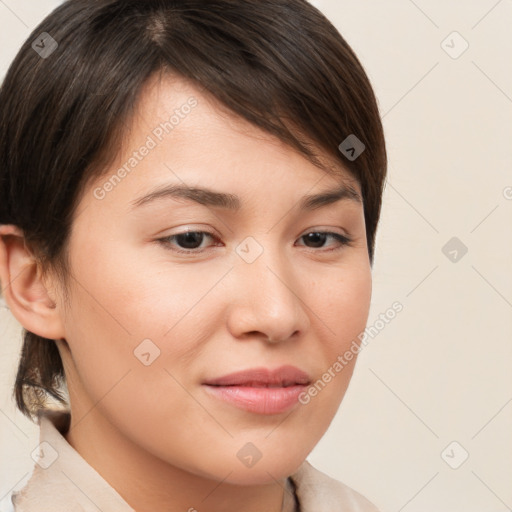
[306, 266, 371, 404]
[291, 263, 372, 409]
[312, 263, 372, 350]
[60, 279, 204, 444]
[60, 239, 219, 411]
[340, 270, 372, 339]
[73, 234, 226, 338]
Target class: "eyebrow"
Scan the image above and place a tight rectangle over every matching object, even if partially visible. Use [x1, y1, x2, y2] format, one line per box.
[129, 182, 362, 212]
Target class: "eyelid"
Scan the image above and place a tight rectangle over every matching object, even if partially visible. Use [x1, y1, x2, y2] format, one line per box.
[155, 227, 353, 255]
[155, 228, 219, 254]
[297, 231, 353, 251]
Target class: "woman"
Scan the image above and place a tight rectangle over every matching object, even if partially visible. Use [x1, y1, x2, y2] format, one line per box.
[0, 0, 387, 510]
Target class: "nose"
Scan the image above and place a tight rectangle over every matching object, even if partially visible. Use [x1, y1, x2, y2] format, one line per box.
[225, 240, 310, 344]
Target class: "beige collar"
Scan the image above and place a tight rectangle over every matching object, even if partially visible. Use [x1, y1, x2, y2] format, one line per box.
[11, 409, 378, 512]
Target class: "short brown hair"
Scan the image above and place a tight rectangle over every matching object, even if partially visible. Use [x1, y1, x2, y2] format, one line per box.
[0, 0, 387, 421]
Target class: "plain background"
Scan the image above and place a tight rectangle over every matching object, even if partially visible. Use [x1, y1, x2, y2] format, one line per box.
[1, 1, 511, 511]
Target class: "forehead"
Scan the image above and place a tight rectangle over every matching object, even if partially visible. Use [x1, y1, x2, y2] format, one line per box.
[84, 72, 361, 215]
[127, 73, 355, 174]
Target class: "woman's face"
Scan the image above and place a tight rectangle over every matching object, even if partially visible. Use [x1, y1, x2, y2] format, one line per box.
[54, 73, 372, 485]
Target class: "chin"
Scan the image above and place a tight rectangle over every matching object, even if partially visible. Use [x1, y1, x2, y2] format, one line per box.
[216, 461, 304, 487]
[188, 446, 309, 487]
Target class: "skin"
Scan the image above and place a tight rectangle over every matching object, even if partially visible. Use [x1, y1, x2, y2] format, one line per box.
[0, 73, 372, 512]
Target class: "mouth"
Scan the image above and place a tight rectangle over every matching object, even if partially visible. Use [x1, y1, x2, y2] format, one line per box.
[202, 365, 311, 387]
[208, 381, 303, 388]
[202, 365, 311, 415]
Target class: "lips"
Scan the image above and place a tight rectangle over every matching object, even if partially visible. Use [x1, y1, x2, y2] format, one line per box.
[202, 365, 311, 415]
[202, 365, 311, 387]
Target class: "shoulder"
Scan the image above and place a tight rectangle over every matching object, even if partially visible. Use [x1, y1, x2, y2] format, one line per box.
[0, 491, 14, 512]
[290, 460, 381, 511]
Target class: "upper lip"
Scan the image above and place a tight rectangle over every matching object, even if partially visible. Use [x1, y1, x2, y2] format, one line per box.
[202, 365, 311, 387]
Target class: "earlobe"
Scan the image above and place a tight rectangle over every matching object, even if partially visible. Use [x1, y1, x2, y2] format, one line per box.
[0, 224, 65, 340]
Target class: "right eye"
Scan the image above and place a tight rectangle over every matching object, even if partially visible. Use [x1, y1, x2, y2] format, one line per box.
[156, 230, 221, 254]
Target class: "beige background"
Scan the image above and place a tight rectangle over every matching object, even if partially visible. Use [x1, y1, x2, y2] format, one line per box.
[1, 1, 511, 511]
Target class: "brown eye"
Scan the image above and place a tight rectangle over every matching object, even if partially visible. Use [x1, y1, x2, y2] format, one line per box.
[157, 230, 219, 254]
[299, 231, 352, 251]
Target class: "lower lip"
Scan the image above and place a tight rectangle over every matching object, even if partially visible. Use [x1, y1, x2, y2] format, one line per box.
[202, 384, 308, 415]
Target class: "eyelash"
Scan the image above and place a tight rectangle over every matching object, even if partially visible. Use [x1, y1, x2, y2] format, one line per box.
[156, 230, 353, 255]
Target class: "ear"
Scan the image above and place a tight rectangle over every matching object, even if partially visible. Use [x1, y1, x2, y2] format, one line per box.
[0, 224, 66, 340]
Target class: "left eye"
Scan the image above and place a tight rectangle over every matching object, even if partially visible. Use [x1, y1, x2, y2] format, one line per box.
[156, 230, 352, 254]
[297, 231, 353, 251]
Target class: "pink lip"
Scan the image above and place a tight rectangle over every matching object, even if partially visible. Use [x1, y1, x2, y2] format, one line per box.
[202, 365, 311, 415]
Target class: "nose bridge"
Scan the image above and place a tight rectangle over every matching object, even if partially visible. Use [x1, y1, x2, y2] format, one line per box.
[228, 234, 309, 341]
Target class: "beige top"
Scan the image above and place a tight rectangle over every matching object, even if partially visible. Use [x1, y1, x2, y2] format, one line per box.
[5, 410, 380, 512]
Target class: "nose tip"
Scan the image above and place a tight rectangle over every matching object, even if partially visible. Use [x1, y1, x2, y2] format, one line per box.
[226, 249, 310, 344]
